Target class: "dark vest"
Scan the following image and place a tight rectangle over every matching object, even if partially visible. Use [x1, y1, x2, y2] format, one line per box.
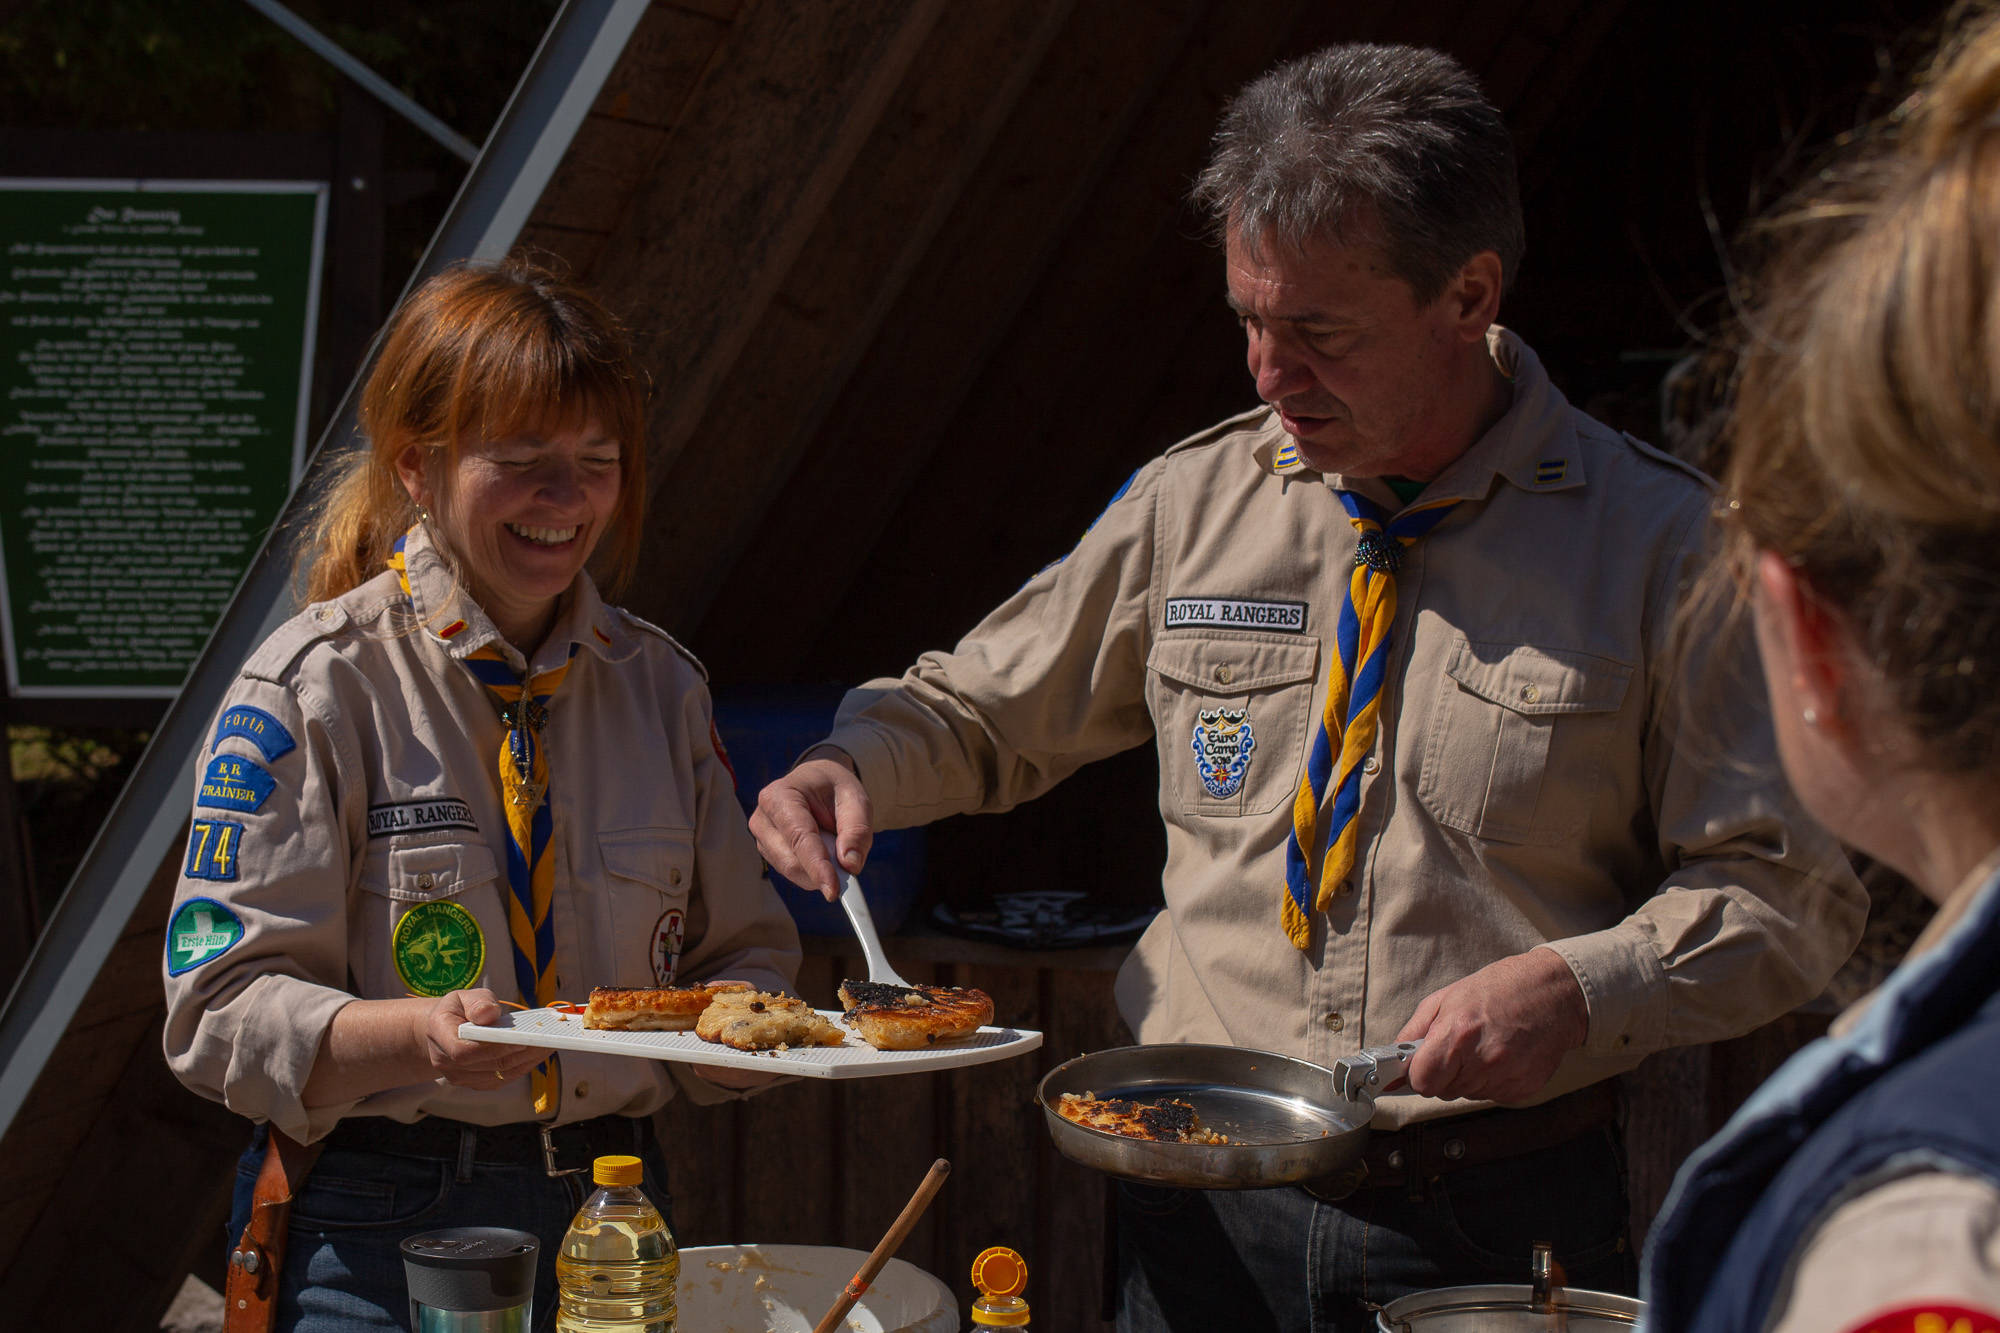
[1641, 868, 2000, 1332]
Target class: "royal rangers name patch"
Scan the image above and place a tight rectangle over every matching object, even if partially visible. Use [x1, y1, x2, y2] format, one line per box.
[167, 897, 244, 975]
[393, 899, 486, 997]
[1165, 597, 1307, 633]
[1192, 708, 1257, 798]
[368, 798, 478, 839]
[184, 819, 244, 881]
[213, 705, 295, 761]
[197, 755, 276, 814]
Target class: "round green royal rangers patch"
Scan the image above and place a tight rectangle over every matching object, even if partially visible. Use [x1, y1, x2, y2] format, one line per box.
[392, 899, 485, 997]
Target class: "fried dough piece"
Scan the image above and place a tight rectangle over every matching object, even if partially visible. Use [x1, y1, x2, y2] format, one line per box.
[1055, 1091, 1230, 1144]
[837, 979, 995, 1050]
[583, 981, 752, 1031]
[693, 989, 845, 1051]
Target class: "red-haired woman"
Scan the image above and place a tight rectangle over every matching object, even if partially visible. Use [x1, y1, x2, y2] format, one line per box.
[163, 260, 800, 1330]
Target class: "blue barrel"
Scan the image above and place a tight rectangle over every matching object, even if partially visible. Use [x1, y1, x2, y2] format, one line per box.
[711, 688, 925, 938]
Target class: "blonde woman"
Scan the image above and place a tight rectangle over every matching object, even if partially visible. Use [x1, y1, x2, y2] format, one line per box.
[1640, 12, 2000, 1330]
[163, 261, 800, 1330]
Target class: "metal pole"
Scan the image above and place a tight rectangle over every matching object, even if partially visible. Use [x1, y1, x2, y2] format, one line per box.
[240, 0, 483, 164]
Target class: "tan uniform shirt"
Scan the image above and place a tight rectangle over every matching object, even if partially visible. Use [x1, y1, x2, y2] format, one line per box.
[162, 524, 801, 1144]
[828, 329, 1865, 1128]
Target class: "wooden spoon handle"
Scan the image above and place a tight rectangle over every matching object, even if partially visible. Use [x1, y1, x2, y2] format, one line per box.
[812, 1157, 951, 1333]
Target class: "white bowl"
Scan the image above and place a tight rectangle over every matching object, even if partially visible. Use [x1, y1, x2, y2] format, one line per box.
[675, 1243, 959, 1333]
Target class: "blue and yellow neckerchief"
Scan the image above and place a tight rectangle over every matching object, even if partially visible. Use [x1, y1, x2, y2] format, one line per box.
[391, 529, 576, 1116]
[1283, 490, 1461, 949]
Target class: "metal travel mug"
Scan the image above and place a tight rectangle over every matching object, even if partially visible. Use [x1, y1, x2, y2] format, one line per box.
[402, 1227, 539, 1333]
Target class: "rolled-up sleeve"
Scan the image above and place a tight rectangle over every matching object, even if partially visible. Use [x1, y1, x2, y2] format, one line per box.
[162, 675, 363, 1144]
[1547, 516, 1867, 1063]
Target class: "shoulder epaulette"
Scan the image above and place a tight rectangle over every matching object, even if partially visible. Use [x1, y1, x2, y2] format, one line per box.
[1162, 404, 1274, 458]
[240, 602, 350, 684]
[612, 608, 709, 682]
[1617, 429, 1717, 491]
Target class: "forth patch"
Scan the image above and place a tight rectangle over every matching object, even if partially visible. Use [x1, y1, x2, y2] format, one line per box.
[213, 705, 295, 762]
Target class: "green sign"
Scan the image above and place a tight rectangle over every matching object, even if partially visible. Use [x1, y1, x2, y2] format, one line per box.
[0, 179, 326, 696]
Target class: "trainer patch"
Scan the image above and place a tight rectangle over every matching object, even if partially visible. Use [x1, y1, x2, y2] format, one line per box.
[197, 756, 276, 814]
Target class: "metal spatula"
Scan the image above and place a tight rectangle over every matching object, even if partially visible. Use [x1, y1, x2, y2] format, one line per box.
[822, 831, 911, 987]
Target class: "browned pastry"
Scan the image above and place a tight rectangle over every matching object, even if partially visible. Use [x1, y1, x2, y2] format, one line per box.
[583, 980, 752, 1031]
[693, 989, 845, 1051]
[1055, 1091, 1231, 1144]
[836, 979, 995, 1050]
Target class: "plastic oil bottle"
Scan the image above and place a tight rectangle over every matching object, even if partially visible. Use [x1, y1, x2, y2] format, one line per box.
[554, 1155, 678, 1333]
[969, 1246, 1030, 1329]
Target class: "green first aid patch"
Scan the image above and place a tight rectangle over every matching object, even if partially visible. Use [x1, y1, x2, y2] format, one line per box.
[392, 899, 486, 997]
[167, 897, 245, 975]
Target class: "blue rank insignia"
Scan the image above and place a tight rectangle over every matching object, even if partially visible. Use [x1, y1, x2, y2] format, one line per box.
[1191, 707, 1257, 799]
[197, 756, 275, 814]
[166, 897, 245, 975]
[213, 705, 295, 762]
[184, 819, 244, 882]
[1533, 459, 1568, 485]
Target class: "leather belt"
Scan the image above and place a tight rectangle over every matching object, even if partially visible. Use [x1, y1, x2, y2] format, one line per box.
[1303, 1080, 1620, 1202]
[325, 1113, 653, 1177]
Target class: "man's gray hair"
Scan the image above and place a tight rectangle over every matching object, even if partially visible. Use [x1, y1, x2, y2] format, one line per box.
[1192, 44, 1525, 302]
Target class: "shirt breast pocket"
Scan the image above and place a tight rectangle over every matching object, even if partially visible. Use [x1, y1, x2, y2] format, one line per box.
[1147, 633, 1321, 817]
[354, 839, 503, 999]
[598, 826, 696, 986]
[1417, 636, 1633, 845]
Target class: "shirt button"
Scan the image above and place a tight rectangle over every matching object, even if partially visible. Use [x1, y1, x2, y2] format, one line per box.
[1520, 683, 1540, 703]
[668, 868, 683, 886]
[1332, 879, 1352, 897]
[1361, 756, 1379, 774]
[1385, 1148, 1406, 1170]
[574, 1082, 589, 1099]
[1444, 1138, 1466, 1161]
[416, 873, 435, 891]
[1214, 665, 1234, 685]
[1322, 1012, 1344, 1031]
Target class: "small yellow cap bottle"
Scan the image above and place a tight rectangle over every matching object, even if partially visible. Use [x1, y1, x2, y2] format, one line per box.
[970, 1246, 1030, 1328]
[591, 1154, 643, 1186]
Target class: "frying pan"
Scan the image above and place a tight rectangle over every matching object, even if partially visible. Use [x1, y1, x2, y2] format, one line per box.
[1036, 1040, 1419, 1189]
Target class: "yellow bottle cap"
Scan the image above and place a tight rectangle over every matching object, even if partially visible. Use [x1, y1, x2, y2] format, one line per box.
[593, 1155, 643, 1186]
[971, 1246, 1027, 1298]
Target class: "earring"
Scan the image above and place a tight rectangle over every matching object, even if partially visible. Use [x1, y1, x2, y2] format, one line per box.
[1802, 707, 1819, 727]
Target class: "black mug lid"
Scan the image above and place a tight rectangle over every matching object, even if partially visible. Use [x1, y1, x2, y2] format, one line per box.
[402, 1227, 538, 1311]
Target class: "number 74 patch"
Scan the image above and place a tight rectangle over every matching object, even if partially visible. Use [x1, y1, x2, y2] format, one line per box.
[185, 819, 244, 881]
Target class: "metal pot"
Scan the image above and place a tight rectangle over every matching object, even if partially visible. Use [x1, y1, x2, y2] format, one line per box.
[1035, 1040, 1417, 1189]
[1374, 1245, 1642, 1331]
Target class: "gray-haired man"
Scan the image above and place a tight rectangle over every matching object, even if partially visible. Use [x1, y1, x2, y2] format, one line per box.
[752, 43, 1864, 1330]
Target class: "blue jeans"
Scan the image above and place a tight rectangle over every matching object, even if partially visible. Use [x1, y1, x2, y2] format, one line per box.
[1115, 1124, 1633, 1333]
[227, 1118, 672, 1333]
